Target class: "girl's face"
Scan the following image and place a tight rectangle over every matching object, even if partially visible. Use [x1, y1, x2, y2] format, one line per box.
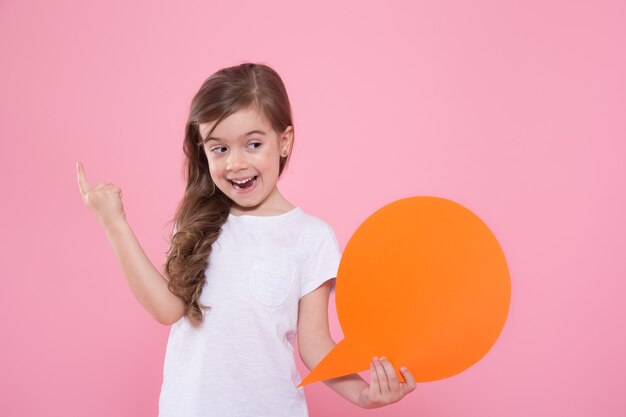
[199, 107, 293, 215]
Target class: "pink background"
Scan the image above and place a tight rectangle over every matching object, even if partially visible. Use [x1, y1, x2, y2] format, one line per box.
[1, 0, 624, 416]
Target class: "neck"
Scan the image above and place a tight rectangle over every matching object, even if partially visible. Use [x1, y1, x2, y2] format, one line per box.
[230, 188, 295, 217]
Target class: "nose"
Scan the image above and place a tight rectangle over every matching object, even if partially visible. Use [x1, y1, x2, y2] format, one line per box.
[225, 148, 248, 172]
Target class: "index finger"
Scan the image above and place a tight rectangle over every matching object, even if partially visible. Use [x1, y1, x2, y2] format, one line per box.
[379, 357, 400, 391]
[76, 161, 91, 197]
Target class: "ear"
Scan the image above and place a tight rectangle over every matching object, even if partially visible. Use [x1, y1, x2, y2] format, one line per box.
[279, 125, 294, 157]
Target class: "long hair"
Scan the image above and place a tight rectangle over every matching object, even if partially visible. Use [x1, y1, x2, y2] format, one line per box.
[163, 62, 294, 328]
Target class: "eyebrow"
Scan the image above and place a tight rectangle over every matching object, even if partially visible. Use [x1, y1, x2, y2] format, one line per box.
[203, 129, 267, 142]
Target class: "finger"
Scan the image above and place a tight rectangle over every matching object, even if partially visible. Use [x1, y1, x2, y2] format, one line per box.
[400, 367, 418, 394]
[369, 357, 381, 397]
[380, 357, 400, 393]
[85, 182, 107, 196]
[76, 162, 91, 197]
[109, 184, 123, 199]
[81, 182, 109, 206]
[372, 356, 388, 394]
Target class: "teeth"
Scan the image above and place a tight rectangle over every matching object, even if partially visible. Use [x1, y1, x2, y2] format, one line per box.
[232, 176, 255, 184]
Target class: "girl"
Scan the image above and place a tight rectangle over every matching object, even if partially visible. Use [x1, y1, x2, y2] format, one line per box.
[76, 62, 416, 416]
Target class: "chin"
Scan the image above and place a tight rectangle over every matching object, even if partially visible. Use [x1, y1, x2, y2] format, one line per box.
[232, 199, 260, 208]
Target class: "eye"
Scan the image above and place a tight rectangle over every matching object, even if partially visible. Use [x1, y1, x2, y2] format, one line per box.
[211, 146, 227, 154]
[247, 141, 262, 150]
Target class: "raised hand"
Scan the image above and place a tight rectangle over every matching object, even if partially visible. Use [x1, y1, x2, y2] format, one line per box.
[359, 356, 417, 409]
[76, 161, 126, 229]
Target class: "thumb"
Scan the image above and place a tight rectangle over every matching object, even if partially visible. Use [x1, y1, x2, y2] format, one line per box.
[76, 161, 91, 197]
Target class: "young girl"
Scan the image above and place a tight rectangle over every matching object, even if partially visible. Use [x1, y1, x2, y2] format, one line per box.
[76, 62, 416, 416]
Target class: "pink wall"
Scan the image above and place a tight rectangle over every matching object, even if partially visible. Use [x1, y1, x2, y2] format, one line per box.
[1, 0, 624, 415]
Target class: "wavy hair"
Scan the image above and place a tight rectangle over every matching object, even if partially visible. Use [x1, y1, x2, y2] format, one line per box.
[163, 62, 294, 327]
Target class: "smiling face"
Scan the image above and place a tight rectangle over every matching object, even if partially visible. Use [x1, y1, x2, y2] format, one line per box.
[198, 106, 294, 216]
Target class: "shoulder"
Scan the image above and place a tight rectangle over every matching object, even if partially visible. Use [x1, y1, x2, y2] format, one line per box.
[286, 209, 341, 261]
[290, 208, 337, 237]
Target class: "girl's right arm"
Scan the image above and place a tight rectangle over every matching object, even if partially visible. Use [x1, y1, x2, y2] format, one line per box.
[76, 162, 186, 326]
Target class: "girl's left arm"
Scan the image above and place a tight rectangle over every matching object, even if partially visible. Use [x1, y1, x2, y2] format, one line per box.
[297, 280, 417, 409]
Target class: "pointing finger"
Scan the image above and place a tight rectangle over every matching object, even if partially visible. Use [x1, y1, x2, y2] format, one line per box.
[76, 162, 91, 197]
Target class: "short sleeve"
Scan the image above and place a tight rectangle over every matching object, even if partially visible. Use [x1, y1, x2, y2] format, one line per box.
[300, 224, 342, 299]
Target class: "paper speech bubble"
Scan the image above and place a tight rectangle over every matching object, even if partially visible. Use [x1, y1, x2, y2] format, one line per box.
[297, 196, 510, 387]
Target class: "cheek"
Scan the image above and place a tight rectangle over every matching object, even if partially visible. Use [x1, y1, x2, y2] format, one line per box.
[207, 161, 222, 180]
[261, 152, 280, 172]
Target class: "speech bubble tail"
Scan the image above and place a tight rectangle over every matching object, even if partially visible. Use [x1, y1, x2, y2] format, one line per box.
[297, 339, 370, 388]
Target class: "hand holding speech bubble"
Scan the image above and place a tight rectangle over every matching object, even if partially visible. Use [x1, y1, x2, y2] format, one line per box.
[297, 196, 511, 387]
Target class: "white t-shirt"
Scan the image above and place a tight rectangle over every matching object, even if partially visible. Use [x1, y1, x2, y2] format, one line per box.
[158, 207, 341, 417]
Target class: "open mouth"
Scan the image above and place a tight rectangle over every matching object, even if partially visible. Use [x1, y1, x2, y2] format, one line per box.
[229, 176, 258, 191]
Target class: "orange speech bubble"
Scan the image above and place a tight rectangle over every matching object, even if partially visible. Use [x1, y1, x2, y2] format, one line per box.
[297, 196, 510, 387]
